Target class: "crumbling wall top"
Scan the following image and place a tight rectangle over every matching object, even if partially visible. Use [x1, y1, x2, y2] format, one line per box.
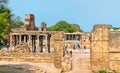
[92, 24, 112, 32]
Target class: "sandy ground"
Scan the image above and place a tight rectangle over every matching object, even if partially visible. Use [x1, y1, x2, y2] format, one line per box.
[0, 61, 61, 73]
[0, 49, 91, 73]
[66, 49, 91, 73]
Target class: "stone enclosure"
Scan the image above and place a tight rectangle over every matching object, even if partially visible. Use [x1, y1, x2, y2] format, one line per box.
[0, 14, 120, 72]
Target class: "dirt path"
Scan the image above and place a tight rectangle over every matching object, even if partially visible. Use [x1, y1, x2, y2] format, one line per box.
[0, 49, 91, 73]
[66, 49, 91, 73]
[0, 61, 60, 73]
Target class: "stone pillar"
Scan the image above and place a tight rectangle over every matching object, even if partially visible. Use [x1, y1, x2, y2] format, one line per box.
[53, 32, 64, 68]
[28, 35, 32, 52]
[45, 35, 48, 53]
[36, 35, 40, 52]
[16, 35, 19, 45]
[19, 35, 21, 43]
[13, 35, 15, 46]
[10, 33, 13, 50]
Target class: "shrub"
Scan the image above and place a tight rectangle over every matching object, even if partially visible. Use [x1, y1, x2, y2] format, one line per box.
[99, 70, 108, 73]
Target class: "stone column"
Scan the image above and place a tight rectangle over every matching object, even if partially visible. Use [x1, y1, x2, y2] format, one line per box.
[28, 35, 32, 52]
[45, 35, 48, 53]
[19, 35, 21, 43]
[12, 35, 14, 46]
[13, 35, 15, 46]
[36, 35, 40, 52]
[16, 35, 19, 45]
[10, 33, 13, 50]
[53, 32, 64, 68]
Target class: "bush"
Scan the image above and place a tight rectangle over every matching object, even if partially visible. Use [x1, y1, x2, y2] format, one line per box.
[60, 70, 65, 73]
[99, 70, 108, 73]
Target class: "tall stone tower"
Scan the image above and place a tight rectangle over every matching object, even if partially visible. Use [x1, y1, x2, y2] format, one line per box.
[24, 14, 35, 30]
[91, 24, 112, 71]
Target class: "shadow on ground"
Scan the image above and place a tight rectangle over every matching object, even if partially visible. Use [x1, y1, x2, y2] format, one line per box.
[0, 64, 36, 73]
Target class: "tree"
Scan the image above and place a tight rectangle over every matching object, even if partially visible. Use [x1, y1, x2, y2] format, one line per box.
[0, 0, 24, 46]
[71, 24, 83, 32]
[0, 0, 8, 7]
[10, 16, 24, 28]
[112, 27, 120, 30]
[47, 21, 83, 33]
[0, 0, 11, 45]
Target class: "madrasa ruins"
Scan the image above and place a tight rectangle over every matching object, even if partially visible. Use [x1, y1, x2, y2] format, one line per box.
[0, 14, 120, 73]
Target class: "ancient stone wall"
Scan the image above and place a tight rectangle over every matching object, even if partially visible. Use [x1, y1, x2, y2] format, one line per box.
[91, 24, 112, 71]
[109, 31, 120, 72]
[52, 32, 64, 68]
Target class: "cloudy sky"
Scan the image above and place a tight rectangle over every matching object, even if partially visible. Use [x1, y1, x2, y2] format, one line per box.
[9, 0, 120, 32]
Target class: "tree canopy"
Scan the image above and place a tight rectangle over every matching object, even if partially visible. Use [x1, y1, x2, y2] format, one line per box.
[47, 21, 83, 33]
[112, 27, 120, 30]
[0, 0, 23, 45]
[10, 16, 24, 28]
[0, 0, 11, 43]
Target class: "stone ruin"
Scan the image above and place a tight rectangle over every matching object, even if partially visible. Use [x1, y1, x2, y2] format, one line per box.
[0, 14, 72, 72]
[91, 24, 120, 72]
[0, 14, 120, 72]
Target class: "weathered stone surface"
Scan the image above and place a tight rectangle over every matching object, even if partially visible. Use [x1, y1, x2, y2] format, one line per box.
[91, 24, 111, 72]
[109, 53, 120, 60]
[91, 61, 109, 71]
[109, 61, 120, 72]
[53, 32, 64, 68]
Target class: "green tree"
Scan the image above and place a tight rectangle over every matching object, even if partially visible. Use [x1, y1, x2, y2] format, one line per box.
[10, 16, 24, 28]
[112, 27, 120, 30]
[0, 0, 11, 45]
[0, 0, 8, 7]
[47, 21, 83, 33]
[71, 24, 83, 32]
[0, 0, 23, 45]
[99, 70, 108, 73]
